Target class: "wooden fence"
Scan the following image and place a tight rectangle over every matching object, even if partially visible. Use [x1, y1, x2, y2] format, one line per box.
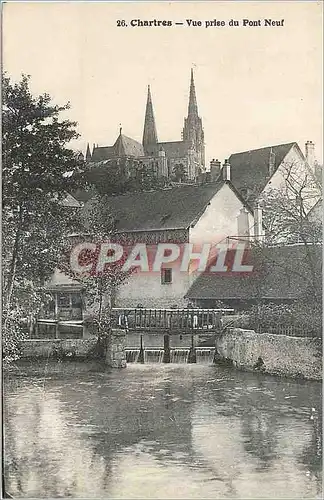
[111, 307, 234, 332]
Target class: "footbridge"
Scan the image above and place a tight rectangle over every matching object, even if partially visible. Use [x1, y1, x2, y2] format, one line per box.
[111, 307, 234, 332]
[111, 307, 235, 365]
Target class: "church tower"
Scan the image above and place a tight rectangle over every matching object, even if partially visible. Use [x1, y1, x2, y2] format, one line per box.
[182, 69, 205, 173]
[142, 85, 158, 155]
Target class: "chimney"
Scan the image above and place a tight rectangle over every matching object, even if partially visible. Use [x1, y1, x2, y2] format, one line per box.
[210, 158, 221, 169]
[222, 159, 231, 181]
[269, 148, 275, 176]
[305, 141, 315, 171]
[210, 158, 221, 181]
[253, 204, 263, 241]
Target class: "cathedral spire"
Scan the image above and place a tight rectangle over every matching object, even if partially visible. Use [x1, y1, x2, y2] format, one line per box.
[182, 68, 205, 174]
[142, 85, 158, 152]
[85, 142, 91, 161]
[187, 68, 198, 116]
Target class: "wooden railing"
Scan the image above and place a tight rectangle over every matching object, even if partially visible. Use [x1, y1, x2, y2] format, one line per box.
[111, 307, 234, 332]
[31, 307, 235, 339]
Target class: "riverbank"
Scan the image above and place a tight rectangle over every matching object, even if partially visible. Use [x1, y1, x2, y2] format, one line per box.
[10, 328, 323, 381]
[215, 328, 322, 381]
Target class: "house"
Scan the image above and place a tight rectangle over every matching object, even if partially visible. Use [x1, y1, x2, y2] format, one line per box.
[186, 244, 322, 310]
[215, 141, 322, 209]
[80, 176, 261, 309]
[44, 175, 260, 327]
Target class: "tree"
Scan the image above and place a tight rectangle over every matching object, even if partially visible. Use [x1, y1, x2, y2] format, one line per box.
[260, 160, 321, 245]
[2, 74, 85, 361]
[85, 157, 167, 196]
[172, 163, 187, 183]
[58, 195, 133, 356]
[254, 160, 322, 303]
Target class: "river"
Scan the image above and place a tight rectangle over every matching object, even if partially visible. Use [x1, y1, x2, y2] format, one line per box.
[3, 361, 322, 499]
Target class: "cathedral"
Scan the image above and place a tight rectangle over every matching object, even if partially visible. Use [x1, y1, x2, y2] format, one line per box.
[85, 70, 205, 182]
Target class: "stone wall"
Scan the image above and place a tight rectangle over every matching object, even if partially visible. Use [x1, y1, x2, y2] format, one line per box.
[105, 329, 127, 368]
[20, 338, 98, 358]
[19, 329, 127, 369]
[215, 328, 322, 380]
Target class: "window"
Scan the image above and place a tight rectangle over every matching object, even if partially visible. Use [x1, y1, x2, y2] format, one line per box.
[36, 291, 84, 340]
[58, 294, 70, 308]
[40, 292, 83, 321]
[58, 292, 83, 320]
[161, 268, 172, 284]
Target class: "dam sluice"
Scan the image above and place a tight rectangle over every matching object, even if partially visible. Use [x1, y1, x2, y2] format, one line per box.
[125, 347, 216, 364]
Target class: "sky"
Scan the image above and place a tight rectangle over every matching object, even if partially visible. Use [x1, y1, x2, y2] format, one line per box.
[3, 1, 323, 166]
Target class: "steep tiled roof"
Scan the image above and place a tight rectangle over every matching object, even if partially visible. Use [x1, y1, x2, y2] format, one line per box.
[186, 244, 322, 300]
[91, 134, 144, 162]
[113, 134, 144, 157]
[91, 146, 114, 162]
[82, 181, 225, 232]
[229, 142, 296, 194]
[90, 138, 190, 162]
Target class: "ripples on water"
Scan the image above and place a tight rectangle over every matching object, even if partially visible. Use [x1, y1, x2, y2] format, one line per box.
[3, 361, 322, 499]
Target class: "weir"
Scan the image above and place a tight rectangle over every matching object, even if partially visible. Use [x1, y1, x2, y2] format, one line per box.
[170, 348, 190, 364]
[28, 308, 234, 368]
[144, 349, 164, 363]
[196, 347, 215, 364]
[125, 347, 216, 364]
[126, 349, 140, 363]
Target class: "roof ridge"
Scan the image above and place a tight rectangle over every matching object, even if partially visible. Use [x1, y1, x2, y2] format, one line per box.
[120, 133, 142, 143]
[230, 142, 296, 157]
[158, 140, 185, 145]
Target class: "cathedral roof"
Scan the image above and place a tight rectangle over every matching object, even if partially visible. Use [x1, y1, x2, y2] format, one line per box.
[91, 134, 144, 162]
[91, 146, 114, 162]
[113, 133, 144, 157]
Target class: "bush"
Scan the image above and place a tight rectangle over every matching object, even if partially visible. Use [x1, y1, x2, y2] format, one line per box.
[234, 302, 322, 337]
[2, 316, 27, 365]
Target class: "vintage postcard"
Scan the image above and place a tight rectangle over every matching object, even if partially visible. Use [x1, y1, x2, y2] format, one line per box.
[2, 1, 323, 499]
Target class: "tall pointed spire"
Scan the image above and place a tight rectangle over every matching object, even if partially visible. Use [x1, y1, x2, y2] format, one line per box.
[188, 68, 198, 116]
[85, 142, 91, 161]
[182, 68, 205, 175]
[142, 85, 158, 153]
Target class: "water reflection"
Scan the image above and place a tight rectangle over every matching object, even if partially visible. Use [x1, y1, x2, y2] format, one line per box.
[4, 362, 322, 499]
